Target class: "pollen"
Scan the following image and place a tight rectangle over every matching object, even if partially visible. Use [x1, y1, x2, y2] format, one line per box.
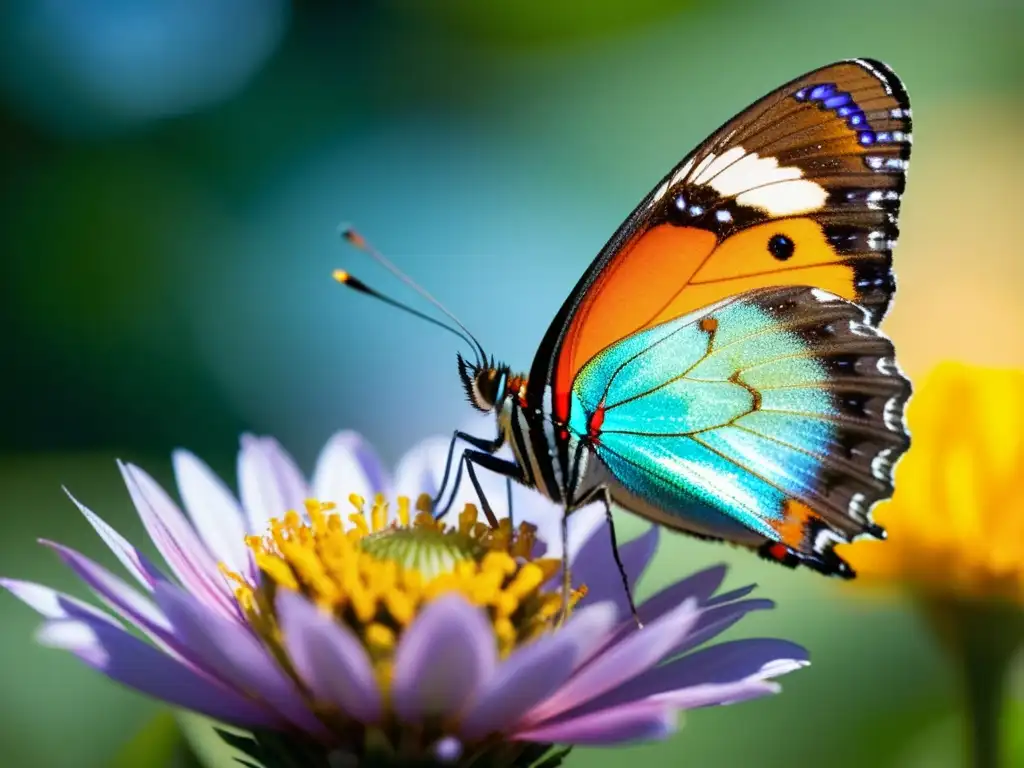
[223, 495, 586, 666]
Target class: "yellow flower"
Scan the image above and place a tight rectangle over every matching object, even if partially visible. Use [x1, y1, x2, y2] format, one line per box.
[838, 361, 1024, 603]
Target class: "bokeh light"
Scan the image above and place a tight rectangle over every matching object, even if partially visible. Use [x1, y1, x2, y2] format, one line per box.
[0, 0, 288, 135]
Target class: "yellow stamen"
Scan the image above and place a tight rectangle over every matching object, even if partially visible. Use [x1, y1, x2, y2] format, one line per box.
[220, 494, 586, 733]
[347, 512, 367, 536]
[371, 494, 387, 532]
[365, 623, 396, 654]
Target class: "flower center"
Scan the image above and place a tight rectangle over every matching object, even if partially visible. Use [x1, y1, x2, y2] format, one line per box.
[222, 495, 586, 664]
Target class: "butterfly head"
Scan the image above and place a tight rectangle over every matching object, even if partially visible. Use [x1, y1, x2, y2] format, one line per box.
[458, 353, 509, 413]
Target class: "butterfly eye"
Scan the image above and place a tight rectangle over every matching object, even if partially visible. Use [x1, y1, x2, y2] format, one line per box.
[768, 234, 795, 260]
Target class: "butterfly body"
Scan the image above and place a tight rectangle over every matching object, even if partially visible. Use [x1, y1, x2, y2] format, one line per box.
[438, 58, 913, 579]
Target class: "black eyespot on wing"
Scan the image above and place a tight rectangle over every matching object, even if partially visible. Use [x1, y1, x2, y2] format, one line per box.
[768, 234, 795, 260]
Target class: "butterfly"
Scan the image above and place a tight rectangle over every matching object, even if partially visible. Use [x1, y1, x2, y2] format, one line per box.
[337, 58, 912, 602]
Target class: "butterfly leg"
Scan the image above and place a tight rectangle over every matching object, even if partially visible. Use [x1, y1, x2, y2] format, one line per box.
[437, 449, 526, 529]
[555, 509, 571, 628]
[506, 477, 515, 531]
[599, 488, 643, 629]
[431, 430, 505, 513]
[571, 486, 643, 629]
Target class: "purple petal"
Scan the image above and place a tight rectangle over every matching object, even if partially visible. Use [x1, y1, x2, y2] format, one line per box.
[670, 598, 774, 657]
[1, 579, 120, 626]
[35, 615, 281, 729]
[660, 679, 781, 709]
[649, 638, 810, 689]
[393, 436, 449, 502]
[238, 435, 310, 533]
[515, 701, 676, 745]
[706, 583, 757, 606]
[562, 504, 605, 562]
[567, 637, 808, 719]
[392, 595, 497, 722]
[507, 486, 572, 551]
[276, 590, 382, 724]
[63, 487, 165, 590]
[569, 522, 659, 612]
[459, 601, 619, 740]
[119, 462, 237, 619]
[531, 503, 605, 566]
[313, 431, 390, 511]
[592, 565, 736, 655]
[40, 541, 179, 652]
[569, 638, 806, 720]
[524, 598, 699, 725]
[154, 582, 328, 739]
[639, 564, 729, 619]
[172, 449, 252, 575]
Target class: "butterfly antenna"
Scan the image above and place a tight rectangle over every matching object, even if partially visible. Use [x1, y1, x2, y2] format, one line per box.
[333, 270, 481, 355]
[340, 225, 488, 365]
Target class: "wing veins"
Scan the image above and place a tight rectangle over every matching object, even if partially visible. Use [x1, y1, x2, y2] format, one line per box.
[732, 422, 888, 494]
[688, 432, 854, 528]
[595, 436, 780, 538]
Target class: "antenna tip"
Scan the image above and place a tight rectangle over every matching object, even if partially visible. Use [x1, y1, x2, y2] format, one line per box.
[333, 269, 372, 294]
[339, 225, 367, 250]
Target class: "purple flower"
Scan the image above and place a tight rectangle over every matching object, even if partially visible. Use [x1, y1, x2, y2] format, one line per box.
[2, 430, 808, 766]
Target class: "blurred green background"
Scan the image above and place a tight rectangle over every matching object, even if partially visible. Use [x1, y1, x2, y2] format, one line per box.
[1, 0, 1022, 766]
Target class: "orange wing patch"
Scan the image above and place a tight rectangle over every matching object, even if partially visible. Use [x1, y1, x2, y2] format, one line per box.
[771, 499, 820, 549]
[555, 225, 716, 416]
[650, 219, 858, 326]
[692, 220, 845, 283]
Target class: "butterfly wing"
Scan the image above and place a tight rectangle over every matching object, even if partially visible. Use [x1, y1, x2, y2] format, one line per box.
[528, 58, 911, 426]
[526, 59, 912, 573]
[569, 285, 910, 575]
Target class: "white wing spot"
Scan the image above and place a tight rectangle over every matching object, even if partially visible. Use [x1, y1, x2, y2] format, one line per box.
[871, 448, 895, 482]
[876, 357, 898, 376]
[850, 492, 867, 520]
[691, 146, 746, 185]
[710, 151, 801, 195]
[883, 396, 903, 431]
[669, 157, 696, 188]
[810, 288, 841, 303]
[849, 320, 879, 337]
[687, 154, 717, 186]
[812, 527, 846, 554]
[736, 181, 827, 216]
[680, 147, 828, 216]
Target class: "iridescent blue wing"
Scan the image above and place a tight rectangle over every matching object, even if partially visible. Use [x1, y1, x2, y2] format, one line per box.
[568, 284, 910, 577]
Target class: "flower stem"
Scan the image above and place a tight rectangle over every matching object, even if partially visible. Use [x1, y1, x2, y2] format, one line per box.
[960, 626, 1008, 768]
[922, 597, 1023, 768]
